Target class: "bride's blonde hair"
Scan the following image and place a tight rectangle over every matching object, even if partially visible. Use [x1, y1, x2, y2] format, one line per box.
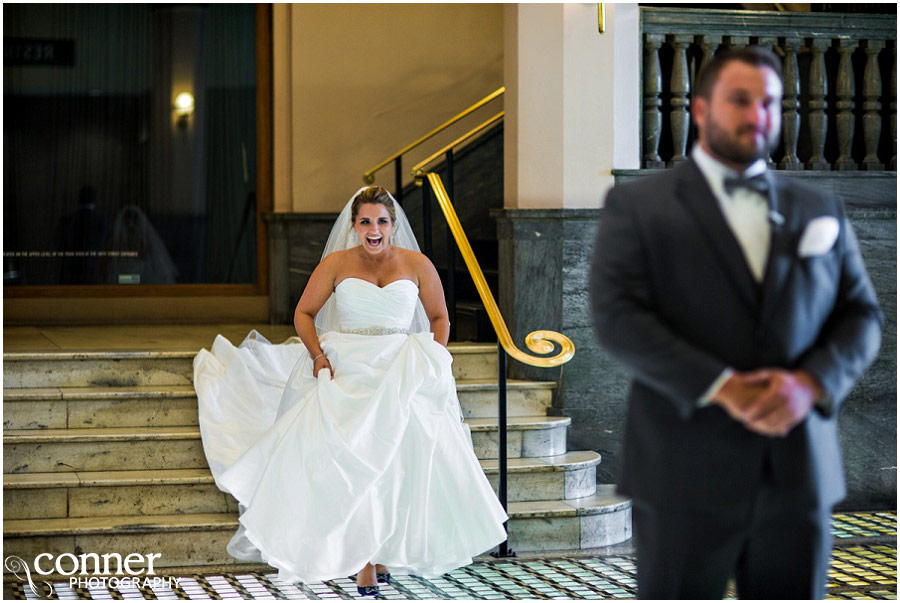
[351, 186, 396, 224]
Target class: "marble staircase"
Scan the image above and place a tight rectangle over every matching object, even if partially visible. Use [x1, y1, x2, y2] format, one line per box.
[3, 326, 631, 574]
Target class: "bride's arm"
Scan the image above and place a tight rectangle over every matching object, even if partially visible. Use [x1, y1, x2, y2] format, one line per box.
[416, 254, 450, 347]
[294, 255, 338, 374]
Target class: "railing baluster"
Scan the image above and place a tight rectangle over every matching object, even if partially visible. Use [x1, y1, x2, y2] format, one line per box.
[835, 39, 859, 170]
[698, 34, 720, 72]
[642, 34, 665, 169]
[394, 156, 403, 206]
[891, 43, 897, 171]
[445, 150, 457, 341]
[759, 36, 778, 168]
[862, 39, 886, 171]
[668, 34, 691, 166]
[780, 38, 803, 170]
[725, 35, 748, 48]
[806, 38, 831, 171]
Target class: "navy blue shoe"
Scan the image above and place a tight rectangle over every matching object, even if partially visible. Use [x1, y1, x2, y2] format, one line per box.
[376, 572, 391, 585]
[357, 584, 379, 597]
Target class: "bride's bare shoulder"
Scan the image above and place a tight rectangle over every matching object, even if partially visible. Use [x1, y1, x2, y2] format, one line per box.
[396, 248, 439, 279]
[393, 248, 430, 270]
[315, 249, 360, 282]
[394, 247, 427, 262]
[321, 248, 356, 266]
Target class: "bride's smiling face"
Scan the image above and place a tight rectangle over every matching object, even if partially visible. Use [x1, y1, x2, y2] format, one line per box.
[353, 203, 394, 255]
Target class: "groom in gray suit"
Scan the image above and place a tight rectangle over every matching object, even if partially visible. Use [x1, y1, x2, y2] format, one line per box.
[589, 47, 882, 599]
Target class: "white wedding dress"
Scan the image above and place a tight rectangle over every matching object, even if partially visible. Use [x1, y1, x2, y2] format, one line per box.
[193, 277, 509, 584]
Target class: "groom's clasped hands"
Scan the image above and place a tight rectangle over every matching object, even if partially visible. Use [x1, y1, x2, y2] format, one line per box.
[712, 369, 824, 437]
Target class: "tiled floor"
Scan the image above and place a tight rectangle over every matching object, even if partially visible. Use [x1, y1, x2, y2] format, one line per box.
[832, 511, 897, 540]
[6, 512, 895, 600]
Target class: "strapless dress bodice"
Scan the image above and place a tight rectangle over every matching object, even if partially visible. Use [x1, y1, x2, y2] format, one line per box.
[334, 277, 419, 333]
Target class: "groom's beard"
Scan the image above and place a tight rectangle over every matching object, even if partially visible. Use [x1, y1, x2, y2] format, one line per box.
[704, 114, 778, 168]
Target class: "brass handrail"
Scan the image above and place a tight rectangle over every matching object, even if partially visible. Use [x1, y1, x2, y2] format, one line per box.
[362, 86, 505, 184]
[411, 112, 504, 181]
[425, 172, 575, 368]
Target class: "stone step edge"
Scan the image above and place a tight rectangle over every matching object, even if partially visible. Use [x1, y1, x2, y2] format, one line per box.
[3, 380, 555, 401]
[4, 452, 601, 489]
[3, 343, 498, 362]
[4, 417, 571, 443]
[467, 416, 570, 432]
[3, 492, 630, 536]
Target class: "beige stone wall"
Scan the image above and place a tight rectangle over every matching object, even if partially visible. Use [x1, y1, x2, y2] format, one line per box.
[273, 3, 504, 213]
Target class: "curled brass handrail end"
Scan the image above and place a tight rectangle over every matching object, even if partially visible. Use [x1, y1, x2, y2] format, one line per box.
[507, 329, 575, 368]
[362, 173, 376, 185]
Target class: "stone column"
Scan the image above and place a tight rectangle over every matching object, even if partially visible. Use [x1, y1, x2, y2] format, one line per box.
[504, 3, 639, 210]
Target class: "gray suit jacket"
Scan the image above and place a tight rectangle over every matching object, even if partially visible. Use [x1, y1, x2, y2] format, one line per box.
[589, 159, 882, 511]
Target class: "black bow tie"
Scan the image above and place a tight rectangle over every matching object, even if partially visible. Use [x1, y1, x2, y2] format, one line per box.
[723, 173, 770, 197]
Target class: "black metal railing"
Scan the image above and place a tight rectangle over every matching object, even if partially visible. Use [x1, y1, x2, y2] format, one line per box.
[420, 171, 575, 559]
[411, 111, 503, 341]
[362, 87, 504, 204]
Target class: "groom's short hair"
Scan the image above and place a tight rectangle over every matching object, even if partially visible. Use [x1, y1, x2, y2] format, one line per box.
[694, 46, 783, 100]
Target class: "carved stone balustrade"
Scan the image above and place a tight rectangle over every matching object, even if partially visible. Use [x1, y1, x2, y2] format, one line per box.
[640, 7, 897, 172]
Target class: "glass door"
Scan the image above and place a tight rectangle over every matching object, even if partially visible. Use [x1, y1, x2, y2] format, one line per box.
[3, 4, 269, 295]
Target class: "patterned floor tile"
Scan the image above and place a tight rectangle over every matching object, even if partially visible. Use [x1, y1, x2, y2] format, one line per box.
[5, 512, 895, 600]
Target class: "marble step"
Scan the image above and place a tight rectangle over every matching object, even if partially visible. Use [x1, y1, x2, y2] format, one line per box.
[467, 416, 570, 459]
[3, 452, 601, 520]
[2, 343, 500, 389]
[2, 380, 554, 430]
[2, 486, 632, 570]
[4, 417, 570, 473]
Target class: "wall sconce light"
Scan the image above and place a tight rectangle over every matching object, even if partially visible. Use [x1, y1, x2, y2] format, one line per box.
[174, 92, 195, 128]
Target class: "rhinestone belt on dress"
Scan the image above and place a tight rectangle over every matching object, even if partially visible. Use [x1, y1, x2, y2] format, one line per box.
[340, 326, 409, 336]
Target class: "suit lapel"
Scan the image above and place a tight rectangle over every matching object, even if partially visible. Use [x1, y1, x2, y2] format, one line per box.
[675, 160, 761, 315]
[758, 175, 795, 331]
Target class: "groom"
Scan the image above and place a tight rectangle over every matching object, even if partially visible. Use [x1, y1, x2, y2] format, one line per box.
[589, 47, 882, 599]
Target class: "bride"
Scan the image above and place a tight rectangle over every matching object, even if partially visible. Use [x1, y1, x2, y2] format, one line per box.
[193, 185, 508, 596]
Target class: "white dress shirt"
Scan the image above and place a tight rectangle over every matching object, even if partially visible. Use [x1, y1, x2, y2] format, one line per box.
[691, 145, 771, 281]
[691, 145, 770, 405]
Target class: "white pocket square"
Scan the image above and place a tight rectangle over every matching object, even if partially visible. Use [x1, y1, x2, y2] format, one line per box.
[798, 216, 840, 257]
